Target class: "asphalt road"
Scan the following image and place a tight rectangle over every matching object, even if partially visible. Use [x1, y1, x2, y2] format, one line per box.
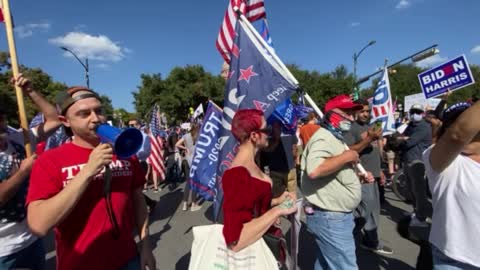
[43, 181, 431, 269]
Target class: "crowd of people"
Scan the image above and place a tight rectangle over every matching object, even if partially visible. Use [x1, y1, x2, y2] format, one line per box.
[0, 73, 479, 270]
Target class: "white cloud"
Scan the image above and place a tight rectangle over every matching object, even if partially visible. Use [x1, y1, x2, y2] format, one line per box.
[471, 45, 480, 54]
[396, 0, 411, 9]
[49, 32, 127, 62]
[95, 63, 110, 69]
[350, 22, 360, 27]
[414, 54, 448, 68]
[15, 23, 51, 38]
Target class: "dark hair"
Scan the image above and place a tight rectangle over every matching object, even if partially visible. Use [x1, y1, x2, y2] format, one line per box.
[0, 109, 6, 117]
[437, 102, 471, 139]
[231, 109, 264, 143]
[355, 99, 369, 107]
[306, 111, 317, 121]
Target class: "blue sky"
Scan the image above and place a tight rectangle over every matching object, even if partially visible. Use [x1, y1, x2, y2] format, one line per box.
[1, 0, 479, 112]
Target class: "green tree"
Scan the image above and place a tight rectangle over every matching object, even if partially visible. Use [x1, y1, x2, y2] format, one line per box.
[287, 64, 354, 108]
[133, 65, 225, 124]
[0, 58, 114, 126]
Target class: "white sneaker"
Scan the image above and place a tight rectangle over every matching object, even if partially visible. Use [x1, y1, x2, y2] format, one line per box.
[190, 204, 202, 212]
[182, 202, 188, 211]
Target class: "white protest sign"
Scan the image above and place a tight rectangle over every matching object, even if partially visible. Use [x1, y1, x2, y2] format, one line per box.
[404, 93, 441, 112]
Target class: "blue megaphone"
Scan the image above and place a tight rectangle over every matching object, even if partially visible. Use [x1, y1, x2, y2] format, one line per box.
[96, 124, 143, 159]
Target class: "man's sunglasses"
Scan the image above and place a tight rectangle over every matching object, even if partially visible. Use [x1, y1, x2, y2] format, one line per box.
[253, 126, 272, 136]
[409, 109, 424, 115]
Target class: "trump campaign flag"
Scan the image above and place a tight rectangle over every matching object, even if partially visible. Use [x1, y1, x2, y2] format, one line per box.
[213, 14, 299, 221]
[371, 67, 396, 135]
[189, 101, 223, 201]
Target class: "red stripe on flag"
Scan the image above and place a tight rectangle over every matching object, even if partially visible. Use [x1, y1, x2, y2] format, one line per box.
[0, 5, 4, 22]
[216, 0, 266, 63]
[148, 135, 165, 181]
[381, 106, 387, 116]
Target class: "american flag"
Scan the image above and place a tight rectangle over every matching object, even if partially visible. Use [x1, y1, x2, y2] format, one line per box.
[0, 1, 4, 23]
[148, 104, 165, 180]
[216, 0, 266, 63]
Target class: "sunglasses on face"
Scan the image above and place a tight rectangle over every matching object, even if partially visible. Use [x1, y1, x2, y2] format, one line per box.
[409, 110, 423, 115]
[253, 126, 272, 136]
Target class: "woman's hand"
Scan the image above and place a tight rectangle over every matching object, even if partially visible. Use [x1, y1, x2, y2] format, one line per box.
[276, 200, 298, 216]
[271, 191, 296, 206]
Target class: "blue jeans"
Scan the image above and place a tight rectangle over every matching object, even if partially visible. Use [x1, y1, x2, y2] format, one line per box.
[432, 245, 480, 270]
[0, 238, 45, 270]
[306, 209, 358, 270]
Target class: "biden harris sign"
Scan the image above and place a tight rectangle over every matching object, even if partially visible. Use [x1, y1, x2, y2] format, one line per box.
[418, 55, 475, 99]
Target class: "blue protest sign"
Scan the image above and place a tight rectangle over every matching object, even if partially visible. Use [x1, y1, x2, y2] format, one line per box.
[189, 101, 223, 201]
[418, 55, 475, 99]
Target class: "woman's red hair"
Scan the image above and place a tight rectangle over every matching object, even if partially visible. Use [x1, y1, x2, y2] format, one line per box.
[231, 109, 264, 143]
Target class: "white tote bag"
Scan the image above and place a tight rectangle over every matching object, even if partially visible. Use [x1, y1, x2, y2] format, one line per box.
[188, 224, 279, 270]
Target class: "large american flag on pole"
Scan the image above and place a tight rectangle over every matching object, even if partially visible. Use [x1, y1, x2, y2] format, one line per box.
[216, 0, 266, 63]
[148, 104, 165, 180]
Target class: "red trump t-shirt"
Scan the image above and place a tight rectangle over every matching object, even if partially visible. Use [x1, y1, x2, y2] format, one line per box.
[26, 142, 145, 270]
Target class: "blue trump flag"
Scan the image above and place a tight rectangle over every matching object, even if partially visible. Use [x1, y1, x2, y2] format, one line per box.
[189, 101, 223, 201]
[214, 16, 299, 221]
[269, 98, 297, 133]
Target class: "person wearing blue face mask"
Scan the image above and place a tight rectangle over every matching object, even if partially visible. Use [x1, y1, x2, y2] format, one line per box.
[397, 104, 432, 227]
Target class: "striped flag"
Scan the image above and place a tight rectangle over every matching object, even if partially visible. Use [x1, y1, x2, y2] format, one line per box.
[148, 104, 165, 180]
[371, 67, 396, 135]
[0, 1, 4, 23]
[216, 0, 266, 63]
[29, 113, 44, 129]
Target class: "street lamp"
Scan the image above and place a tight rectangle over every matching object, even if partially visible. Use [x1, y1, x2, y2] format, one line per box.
[60, 46, 90, 88]
[353, 40, 376, 99]
[355, 44, 439, 87]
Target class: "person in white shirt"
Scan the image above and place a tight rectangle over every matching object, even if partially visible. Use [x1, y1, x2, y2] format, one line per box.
[422, 100, 480, 270]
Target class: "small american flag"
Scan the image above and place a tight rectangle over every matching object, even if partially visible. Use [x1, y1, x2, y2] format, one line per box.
[148, 104, 165, 180]
[216, 0, 266, 63]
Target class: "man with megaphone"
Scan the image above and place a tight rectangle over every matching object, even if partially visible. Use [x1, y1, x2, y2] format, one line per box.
[25, 87, 156, 270]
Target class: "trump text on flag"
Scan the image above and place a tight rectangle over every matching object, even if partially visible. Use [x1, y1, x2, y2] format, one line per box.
[418, 55, 475, 99]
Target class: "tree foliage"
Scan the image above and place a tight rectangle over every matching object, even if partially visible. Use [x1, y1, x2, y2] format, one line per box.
[0, 52, 114, 127]
[287, 64, 355, 108]
[132, 65, 225, 124]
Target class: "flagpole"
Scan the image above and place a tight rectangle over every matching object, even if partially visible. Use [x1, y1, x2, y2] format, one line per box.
[2, 0, 32, 157]
[237, 11, 299, 86]
[237, 10, 368, 175]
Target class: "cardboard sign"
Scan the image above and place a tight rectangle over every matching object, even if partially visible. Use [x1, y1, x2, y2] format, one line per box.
[404, 93, 441, 112]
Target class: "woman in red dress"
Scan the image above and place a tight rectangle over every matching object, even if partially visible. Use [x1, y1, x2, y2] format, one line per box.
[222, 109, 298, 252]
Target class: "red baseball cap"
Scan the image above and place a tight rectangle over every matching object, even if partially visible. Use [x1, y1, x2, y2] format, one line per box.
[324, 94, 363, 112]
